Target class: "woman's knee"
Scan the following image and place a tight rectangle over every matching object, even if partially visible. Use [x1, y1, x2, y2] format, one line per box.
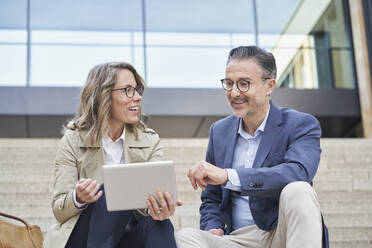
[141, 216, 174, 232]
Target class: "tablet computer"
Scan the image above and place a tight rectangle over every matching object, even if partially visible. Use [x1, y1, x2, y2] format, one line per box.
[102, 160, 178, 211]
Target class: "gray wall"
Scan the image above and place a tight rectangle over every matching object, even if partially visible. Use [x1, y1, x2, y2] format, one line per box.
[0, 87, 361, 138]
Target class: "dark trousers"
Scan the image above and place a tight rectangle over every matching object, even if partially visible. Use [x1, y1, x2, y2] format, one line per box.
[65, 186, 177, 248]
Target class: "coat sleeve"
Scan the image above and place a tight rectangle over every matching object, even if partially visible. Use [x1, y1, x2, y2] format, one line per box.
[236, 113, 321, 197]
[52, 130, 86, 224]
[199, 124, 226, 232]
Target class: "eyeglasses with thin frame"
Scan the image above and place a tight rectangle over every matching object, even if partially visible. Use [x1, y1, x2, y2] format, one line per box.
[112, 86, 144, 98]
[221, 78, 271, 92]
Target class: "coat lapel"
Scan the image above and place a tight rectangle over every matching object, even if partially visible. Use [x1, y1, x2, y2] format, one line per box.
[124, 129, 151, 164]
[78, 130, 105, 182]
[223, 116, 240, 169]
[252, 103, 282, 168]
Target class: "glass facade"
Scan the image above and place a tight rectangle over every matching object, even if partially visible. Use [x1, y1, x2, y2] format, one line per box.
[0, 0, 356, 89]
[0, 0, 28, 86]
[278, 0, 356, 89]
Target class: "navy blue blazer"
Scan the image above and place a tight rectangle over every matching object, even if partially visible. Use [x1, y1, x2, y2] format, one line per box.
[199, 102, 329, 247]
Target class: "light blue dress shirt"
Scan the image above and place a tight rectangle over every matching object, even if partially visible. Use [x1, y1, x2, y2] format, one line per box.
[224, 108, 270, 230]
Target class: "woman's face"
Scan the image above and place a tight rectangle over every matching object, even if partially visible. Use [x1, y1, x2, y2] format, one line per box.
[110, 69, 142, 126]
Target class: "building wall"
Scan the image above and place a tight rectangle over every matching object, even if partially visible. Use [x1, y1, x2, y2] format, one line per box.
[0, 0, 369, 137]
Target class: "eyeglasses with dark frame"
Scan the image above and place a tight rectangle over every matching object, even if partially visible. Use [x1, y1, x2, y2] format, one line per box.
[112, 86, 144, 98]
[221, 77, 272, 92]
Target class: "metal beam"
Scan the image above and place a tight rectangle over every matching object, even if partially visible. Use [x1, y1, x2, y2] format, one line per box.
[0, 87, 360, 117]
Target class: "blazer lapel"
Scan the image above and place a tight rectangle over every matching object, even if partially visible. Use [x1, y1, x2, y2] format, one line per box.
[252, 103, 282, 168]
[223, 116, 240, 169]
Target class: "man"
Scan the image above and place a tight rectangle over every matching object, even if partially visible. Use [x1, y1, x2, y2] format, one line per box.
[176, 46, 329, 248]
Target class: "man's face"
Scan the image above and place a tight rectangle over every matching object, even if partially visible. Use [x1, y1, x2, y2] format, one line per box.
[224, 59, 275, 119]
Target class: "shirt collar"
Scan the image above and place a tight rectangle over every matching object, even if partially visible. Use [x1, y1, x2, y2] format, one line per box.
[238, 105, 270, 139]
[102, 128, 126, 146]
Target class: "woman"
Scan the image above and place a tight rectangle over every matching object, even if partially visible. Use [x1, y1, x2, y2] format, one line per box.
[45, 62, 180, 248]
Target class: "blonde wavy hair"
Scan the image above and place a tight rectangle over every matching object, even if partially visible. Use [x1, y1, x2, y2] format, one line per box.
[71, 62, 146, 144]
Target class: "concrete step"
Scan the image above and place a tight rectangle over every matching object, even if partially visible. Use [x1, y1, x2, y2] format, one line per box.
[2, 179, 371, 200]
[323, 213, 372, 227]
[329, 226, 372, 242]
[3, 198, 371, 225]
[0, 172, 53, 183]
[1, 161, 371, 184]
[1, 137, 372, 151]
[320, 201, 372, 214]
[1, 138, 372, 245]
[0, 182, 53, 194]
[323, 161, 372, 170]
[313, 180, 372, 192]
[0, 159, 55, 167]
[0, 148, 57, 158]
[3, 163, 371, 185]
[0, 204, 53, 218]
[0, 193, 53, 205]
[2, 195, 371, 217]
[3, 201, 371, 229]
[1, 156, 371, 172]
[330, 241, 372, 248]
[2, 190, 370, 215]
[0, 139, 59, 149]
[0, 190, 202, 205]
[316, 190, 372, 201]
[314, 169, 372, 181]
[2, 180, 372, 204]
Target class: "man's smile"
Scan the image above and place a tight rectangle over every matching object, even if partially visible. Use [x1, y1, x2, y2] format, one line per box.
[231, 98, 248, 105]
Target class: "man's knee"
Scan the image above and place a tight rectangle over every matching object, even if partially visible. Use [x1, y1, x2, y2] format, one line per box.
[280, 181, 319, 210]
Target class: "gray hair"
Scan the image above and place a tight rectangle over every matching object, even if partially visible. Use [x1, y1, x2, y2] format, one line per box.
[227, 46, 277, 79]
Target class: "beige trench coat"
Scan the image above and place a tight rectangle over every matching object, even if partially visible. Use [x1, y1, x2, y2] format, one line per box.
[44, 124, 163, 248]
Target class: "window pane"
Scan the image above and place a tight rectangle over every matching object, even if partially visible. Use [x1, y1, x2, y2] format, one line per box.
[147, 47, 229, 88]
[145, 0, 254, 33]
[30, 0, 142, 31]
[0, 0, 27, 29]
[256, 0, 300, 49]
[0, 44, 27, 86]
[145, 0, 254, 87]
[29, 0, 143, 86]
[32, 30, 132, 45]
[31, 43, 133, 86]
[271, 0, 356, 89]
[0, 0, 27, 86]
